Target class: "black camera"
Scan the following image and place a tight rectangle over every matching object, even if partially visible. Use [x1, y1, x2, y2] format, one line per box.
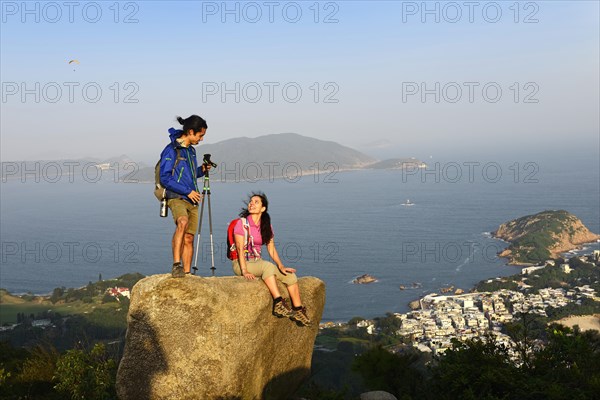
[203, 153, 217, 168]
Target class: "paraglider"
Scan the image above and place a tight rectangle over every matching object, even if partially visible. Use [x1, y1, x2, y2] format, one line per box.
[68, 59, 80, 71]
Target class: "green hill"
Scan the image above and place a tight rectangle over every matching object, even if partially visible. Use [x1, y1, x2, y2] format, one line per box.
[494, 210, 599, 265]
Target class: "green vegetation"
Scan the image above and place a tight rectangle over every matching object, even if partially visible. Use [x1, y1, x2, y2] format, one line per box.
[0, 273, 142, 351]
[54, 343, 117, 400]
[346, 324, 600, 400]
[307, 320, 600, 399]
[354, 347, 428, 398]
[0, 341, 117, 400]
[476, 255, 600, 294]
[0, 273, 143, 325]
[475, 278, 519, 292]
[497, 210, 593, 264]
[0, 273, 140, 399]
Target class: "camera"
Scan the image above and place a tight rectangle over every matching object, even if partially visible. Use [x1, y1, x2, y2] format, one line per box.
[203, 153, 217, 168]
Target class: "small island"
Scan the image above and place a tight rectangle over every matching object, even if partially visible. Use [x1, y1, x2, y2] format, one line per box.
[493, 210, 600, 265]
[353, 274, 377, 284]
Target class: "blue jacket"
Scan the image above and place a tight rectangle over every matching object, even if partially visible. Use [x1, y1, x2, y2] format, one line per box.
[159, 128, 205, 203]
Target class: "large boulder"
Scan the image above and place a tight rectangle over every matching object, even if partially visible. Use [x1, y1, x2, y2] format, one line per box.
[360, 392, 398, 400]
[116, 275, 325, 400]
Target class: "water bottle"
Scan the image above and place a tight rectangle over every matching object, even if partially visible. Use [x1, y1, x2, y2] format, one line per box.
[160, 199, 168, 217]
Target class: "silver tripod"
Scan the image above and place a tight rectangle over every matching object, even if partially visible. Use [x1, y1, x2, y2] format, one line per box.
[192, 154, 217, 276]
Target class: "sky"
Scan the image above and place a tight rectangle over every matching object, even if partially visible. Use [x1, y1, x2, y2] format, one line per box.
[1, 0, 599, 164]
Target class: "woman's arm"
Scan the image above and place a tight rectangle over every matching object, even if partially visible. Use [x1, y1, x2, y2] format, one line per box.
[235, 233, 255, 280]
[266, 240, 295, 275]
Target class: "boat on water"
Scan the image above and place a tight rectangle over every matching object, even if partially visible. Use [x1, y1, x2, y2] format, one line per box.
[401, 199, 414, 206]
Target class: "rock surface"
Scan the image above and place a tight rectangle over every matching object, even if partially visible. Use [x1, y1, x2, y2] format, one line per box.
[116, 275, 325, 400]
[494, 210, 600, 265]
[360, 391, 398, 400]
[408, 300, 421, 310]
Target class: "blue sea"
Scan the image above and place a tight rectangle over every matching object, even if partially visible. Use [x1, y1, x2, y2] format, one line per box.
[1, 160, 599, 321]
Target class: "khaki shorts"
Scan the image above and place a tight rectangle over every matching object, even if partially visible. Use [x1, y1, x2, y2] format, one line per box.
[168, 198, 199, 235]
[232, 259, 298, 286]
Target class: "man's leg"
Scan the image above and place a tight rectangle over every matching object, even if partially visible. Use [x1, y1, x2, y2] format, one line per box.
[182, 233, 194, 273]
[182, 201, 199, 273]
[172, 216, 189, 263]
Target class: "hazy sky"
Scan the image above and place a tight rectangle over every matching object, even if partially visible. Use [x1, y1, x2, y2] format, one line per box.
[1, 1, 598, 163]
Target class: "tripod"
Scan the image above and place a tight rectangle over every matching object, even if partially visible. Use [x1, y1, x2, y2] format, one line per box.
[192, 155, 217, 276]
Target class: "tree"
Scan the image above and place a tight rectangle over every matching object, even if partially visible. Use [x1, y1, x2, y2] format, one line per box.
[531, 324, 600, 398]
[50, 287, 65, 304]
[53, 343, 117, 400]
[353, 345, 426, 398]
[101, 293, 117, 304]
[375, 313, 403, 335]
[16, 345, 60, 396]
[429, 337, 526, 400]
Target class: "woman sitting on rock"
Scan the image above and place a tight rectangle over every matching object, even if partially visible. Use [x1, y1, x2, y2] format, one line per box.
[231, 192, 311, 326]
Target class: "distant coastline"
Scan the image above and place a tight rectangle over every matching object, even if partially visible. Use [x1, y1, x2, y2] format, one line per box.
[1, 133, 427, 184]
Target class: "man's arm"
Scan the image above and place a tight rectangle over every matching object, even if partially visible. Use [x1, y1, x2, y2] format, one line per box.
[159, 146, 190, 195]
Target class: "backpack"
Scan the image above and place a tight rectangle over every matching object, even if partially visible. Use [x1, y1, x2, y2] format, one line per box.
[153, 147, 182, 201]
[227, 217, 250, 260]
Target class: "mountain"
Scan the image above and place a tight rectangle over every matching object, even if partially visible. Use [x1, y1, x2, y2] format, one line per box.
[132, 133, 377, 183]
[493, 210, 600, 265]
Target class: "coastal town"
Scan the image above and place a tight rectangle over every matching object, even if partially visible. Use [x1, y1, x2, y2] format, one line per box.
[320, 250, 600, 359]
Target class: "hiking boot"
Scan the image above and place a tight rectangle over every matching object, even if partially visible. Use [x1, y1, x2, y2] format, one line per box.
[171, 262, 185, 278]
[273, 298, 293, 318]
[290, 306, 311, 327]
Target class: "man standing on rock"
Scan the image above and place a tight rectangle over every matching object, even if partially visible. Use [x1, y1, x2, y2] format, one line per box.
[159, 115, 210, 278]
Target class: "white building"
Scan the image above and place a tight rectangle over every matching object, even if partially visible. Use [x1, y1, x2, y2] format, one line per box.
[560, 264, 572, 274]
[522, 265, 546, 275]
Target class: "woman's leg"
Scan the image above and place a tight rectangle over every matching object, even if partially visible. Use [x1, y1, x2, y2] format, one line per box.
[234, 260, 283, 299]
[263, 275, 282, 299]
[287, 283, 302, 307]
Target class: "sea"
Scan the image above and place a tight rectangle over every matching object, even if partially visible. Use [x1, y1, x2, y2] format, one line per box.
[1, 159, 599, 321]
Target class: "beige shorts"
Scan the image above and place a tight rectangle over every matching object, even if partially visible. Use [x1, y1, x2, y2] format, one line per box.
[232, 259, 298, 286]
[167, 198, 199, 235]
